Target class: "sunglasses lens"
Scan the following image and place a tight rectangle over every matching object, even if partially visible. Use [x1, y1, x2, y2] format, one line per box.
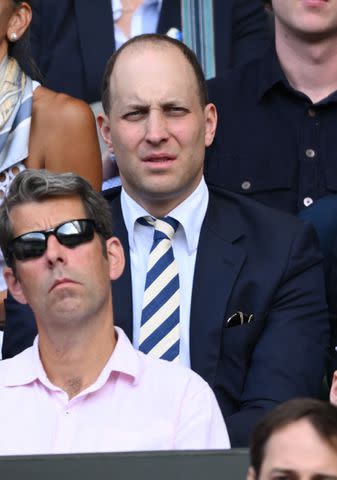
[57, 220, 95, 247]
[12, 232, 47, 260]
[10, 220, 96, 261]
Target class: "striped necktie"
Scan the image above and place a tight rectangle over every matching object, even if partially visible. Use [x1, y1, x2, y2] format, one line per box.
[139, 216, 180, 361]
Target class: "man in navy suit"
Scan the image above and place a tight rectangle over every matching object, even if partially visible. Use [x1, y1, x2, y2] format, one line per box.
[2, 34, 329, 447]
[28, 0, 270, 103]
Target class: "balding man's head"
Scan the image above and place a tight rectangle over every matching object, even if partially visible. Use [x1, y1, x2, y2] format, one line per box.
[101, 34, 208, 114]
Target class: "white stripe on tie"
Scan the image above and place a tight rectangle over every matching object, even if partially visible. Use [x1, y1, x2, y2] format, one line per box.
[139, 290, 179, 343]
[146, 323, 180, 359]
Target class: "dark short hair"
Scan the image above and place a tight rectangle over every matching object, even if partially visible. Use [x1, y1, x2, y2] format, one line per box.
[101, 33, 208, 114]
[0, 169, 113, 269]
[250, 398, 337, 476]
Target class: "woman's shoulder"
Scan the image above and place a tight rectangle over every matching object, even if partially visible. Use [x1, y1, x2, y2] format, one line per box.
[32, 86, 96, 127]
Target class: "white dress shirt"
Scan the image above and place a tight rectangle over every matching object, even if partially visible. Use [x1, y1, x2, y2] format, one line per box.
[121, 177, 209, 367]
[112, 0, 162, 50]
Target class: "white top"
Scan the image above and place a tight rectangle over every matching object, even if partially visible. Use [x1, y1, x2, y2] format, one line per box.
[0, 327, 230, 455]
[121, 177, 209, 367]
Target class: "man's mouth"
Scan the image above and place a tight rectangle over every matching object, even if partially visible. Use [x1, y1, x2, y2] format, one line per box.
[142, 154, 176, 163]
[49, 278, 77, 292]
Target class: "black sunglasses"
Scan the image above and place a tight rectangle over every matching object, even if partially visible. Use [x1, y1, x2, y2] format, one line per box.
[9, 219, 97, 261]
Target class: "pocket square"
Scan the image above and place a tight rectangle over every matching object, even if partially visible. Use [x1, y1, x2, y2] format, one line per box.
[226, 311, 254, 328]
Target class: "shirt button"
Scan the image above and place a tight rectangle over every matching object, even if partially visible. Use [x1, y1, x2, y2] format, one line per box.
[308, 108, 316, 117]
[303, 197, 314, 207]
[241, 181, 251, 191]
[305, 149, 316, 158]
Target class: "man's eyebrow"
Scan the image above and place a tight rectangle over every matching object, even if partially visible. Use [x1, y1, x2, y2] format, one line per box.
[271, 468, 297, 478]
[313, 476, 337, 480]
[123, 103, 150, 110]
[269, 470, 337, 480]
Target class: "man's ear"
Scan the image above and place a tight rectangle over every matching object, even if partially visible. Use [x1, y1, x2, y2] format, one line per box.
[330, 371, 337, 406]
[97, 113, 115, 154]
[106, 237, 125, 281]
[204, 103, 217, 147]
[246, 466, 257, 480]
[7, 2, 32, 42]
[3, 267, 28, 305]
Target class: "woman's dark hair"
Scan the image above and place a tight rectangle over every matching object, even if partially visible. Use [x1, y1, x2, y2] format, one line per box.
[8, 1, 42, 81]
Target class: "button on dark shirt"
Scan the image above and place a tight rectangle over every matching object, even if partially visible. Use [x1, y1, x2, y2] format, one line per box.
[205, 45, 337, 214]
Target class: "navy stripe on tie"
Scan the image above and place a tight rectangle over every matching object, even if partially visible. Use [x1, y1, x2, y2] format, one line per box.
[161, 340, 180, 361]
[145, 249, 175, 288]
[139, 307, 179, 354]
[142, 274, 179, 320]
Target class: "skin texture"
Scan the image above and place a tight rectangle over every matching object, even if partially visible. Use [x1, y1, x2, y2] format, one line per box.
[4, 197, 125, 398]
[247, 419, 337, 480]
[0, 1, 102, 320]
[98, 42, 217, 218]
[272, 0, 337, 39]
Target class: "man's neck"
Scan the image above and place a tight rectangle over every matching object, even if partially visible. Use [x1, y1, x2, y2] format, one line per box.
[275, 24, 337, 103]
[38, 315, 116, 400]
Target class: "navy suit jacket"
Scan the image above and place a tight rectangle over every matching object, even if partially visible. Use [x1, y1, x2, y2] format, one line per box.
[2, 187, 329, 447]
[28, 0, 270, 102]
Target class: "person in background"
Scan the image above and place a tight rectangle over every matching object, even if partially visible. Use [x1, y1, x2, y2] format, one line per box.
[205, 0, 337, 371]
[0, 169, 229, 455]
[247, 398, 337, 480]
[28, 0, 271, 103]
[0, 0, 102, 326]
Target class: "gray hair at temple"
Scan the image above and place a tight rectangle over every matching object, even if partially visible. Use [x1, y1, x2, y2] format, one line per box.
[0, 169, 113, 269]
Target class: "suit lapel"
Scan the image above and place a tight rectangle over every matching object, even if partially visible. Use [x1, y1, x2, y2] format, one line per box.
[108, 192, 133, 340]
[74, 0, 115, 100]
[190, 190, 246, 383]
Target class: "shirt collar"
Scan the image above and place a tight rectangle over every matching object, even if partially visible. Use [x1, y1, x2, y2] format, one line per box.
[1, 327, 140, 389]
[112, 0, 162, 21]
[256, 44, 337, 105]
[257, 44, 288, 102]
[121, 177, 209, 255]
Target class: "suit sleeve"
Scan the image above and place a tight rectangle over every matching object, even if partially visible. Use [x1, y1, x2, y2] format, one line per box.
[230, 0, 271, 67]
[2, 294, 37, 359]
[226, 222, 330, 446]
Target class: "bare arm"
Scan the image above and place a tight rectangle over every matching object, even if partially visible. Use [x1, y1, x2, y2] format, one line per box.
[28, 87, 103, 190]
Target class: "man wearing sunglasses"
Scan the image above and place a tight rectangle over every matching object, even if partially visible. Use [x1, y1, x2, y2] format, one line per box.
[0, 168, 229, 455]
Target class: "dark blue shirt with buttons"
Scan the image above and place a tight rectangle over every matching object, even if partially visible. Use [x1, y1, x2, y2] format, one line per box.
[205, 45, 337, 215]
[206, 51, 337, 374]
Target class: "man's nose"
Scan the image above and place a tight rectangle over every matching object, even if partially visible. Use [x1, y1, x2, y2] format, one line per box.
[45, 234, 67, 266]
[144, 110, 169, 145]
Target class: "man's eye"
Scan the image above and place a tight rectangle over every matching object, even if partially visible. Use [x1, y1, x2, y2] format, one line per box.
[123, 111, 144, 120]
[166, 107, 188, 115]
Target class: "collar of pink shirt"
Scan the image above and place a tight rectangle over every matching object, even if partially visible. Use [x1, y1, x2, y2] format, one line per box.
[0, 327, 140, 395]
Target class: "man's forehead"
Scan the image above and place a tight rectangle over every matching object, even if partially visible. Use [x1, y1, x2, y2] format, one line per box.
[9, 196, 87, 236]
[109, 42, 200, 105]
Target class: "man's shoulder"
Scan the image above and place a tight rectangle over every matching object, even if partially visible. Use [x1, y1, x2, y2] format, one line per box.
[207, 46, 274, 106]
[102, 185, 122, 203]
[207, 186, 315, 240]
[0, 345, 36, 388]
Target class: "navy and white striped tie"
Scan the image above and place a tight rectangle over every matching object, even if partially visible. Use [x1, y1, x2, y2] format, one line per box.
[139, 216, 180, 361]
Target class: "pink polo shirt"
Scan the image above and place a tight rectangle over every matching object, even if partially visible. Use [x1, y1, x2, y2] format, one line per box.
[0, 327, 230, 455]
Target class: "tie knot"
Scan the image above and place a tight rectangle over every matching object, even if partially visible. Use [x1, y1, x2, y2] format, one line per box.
[139, 216, 179, 241]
